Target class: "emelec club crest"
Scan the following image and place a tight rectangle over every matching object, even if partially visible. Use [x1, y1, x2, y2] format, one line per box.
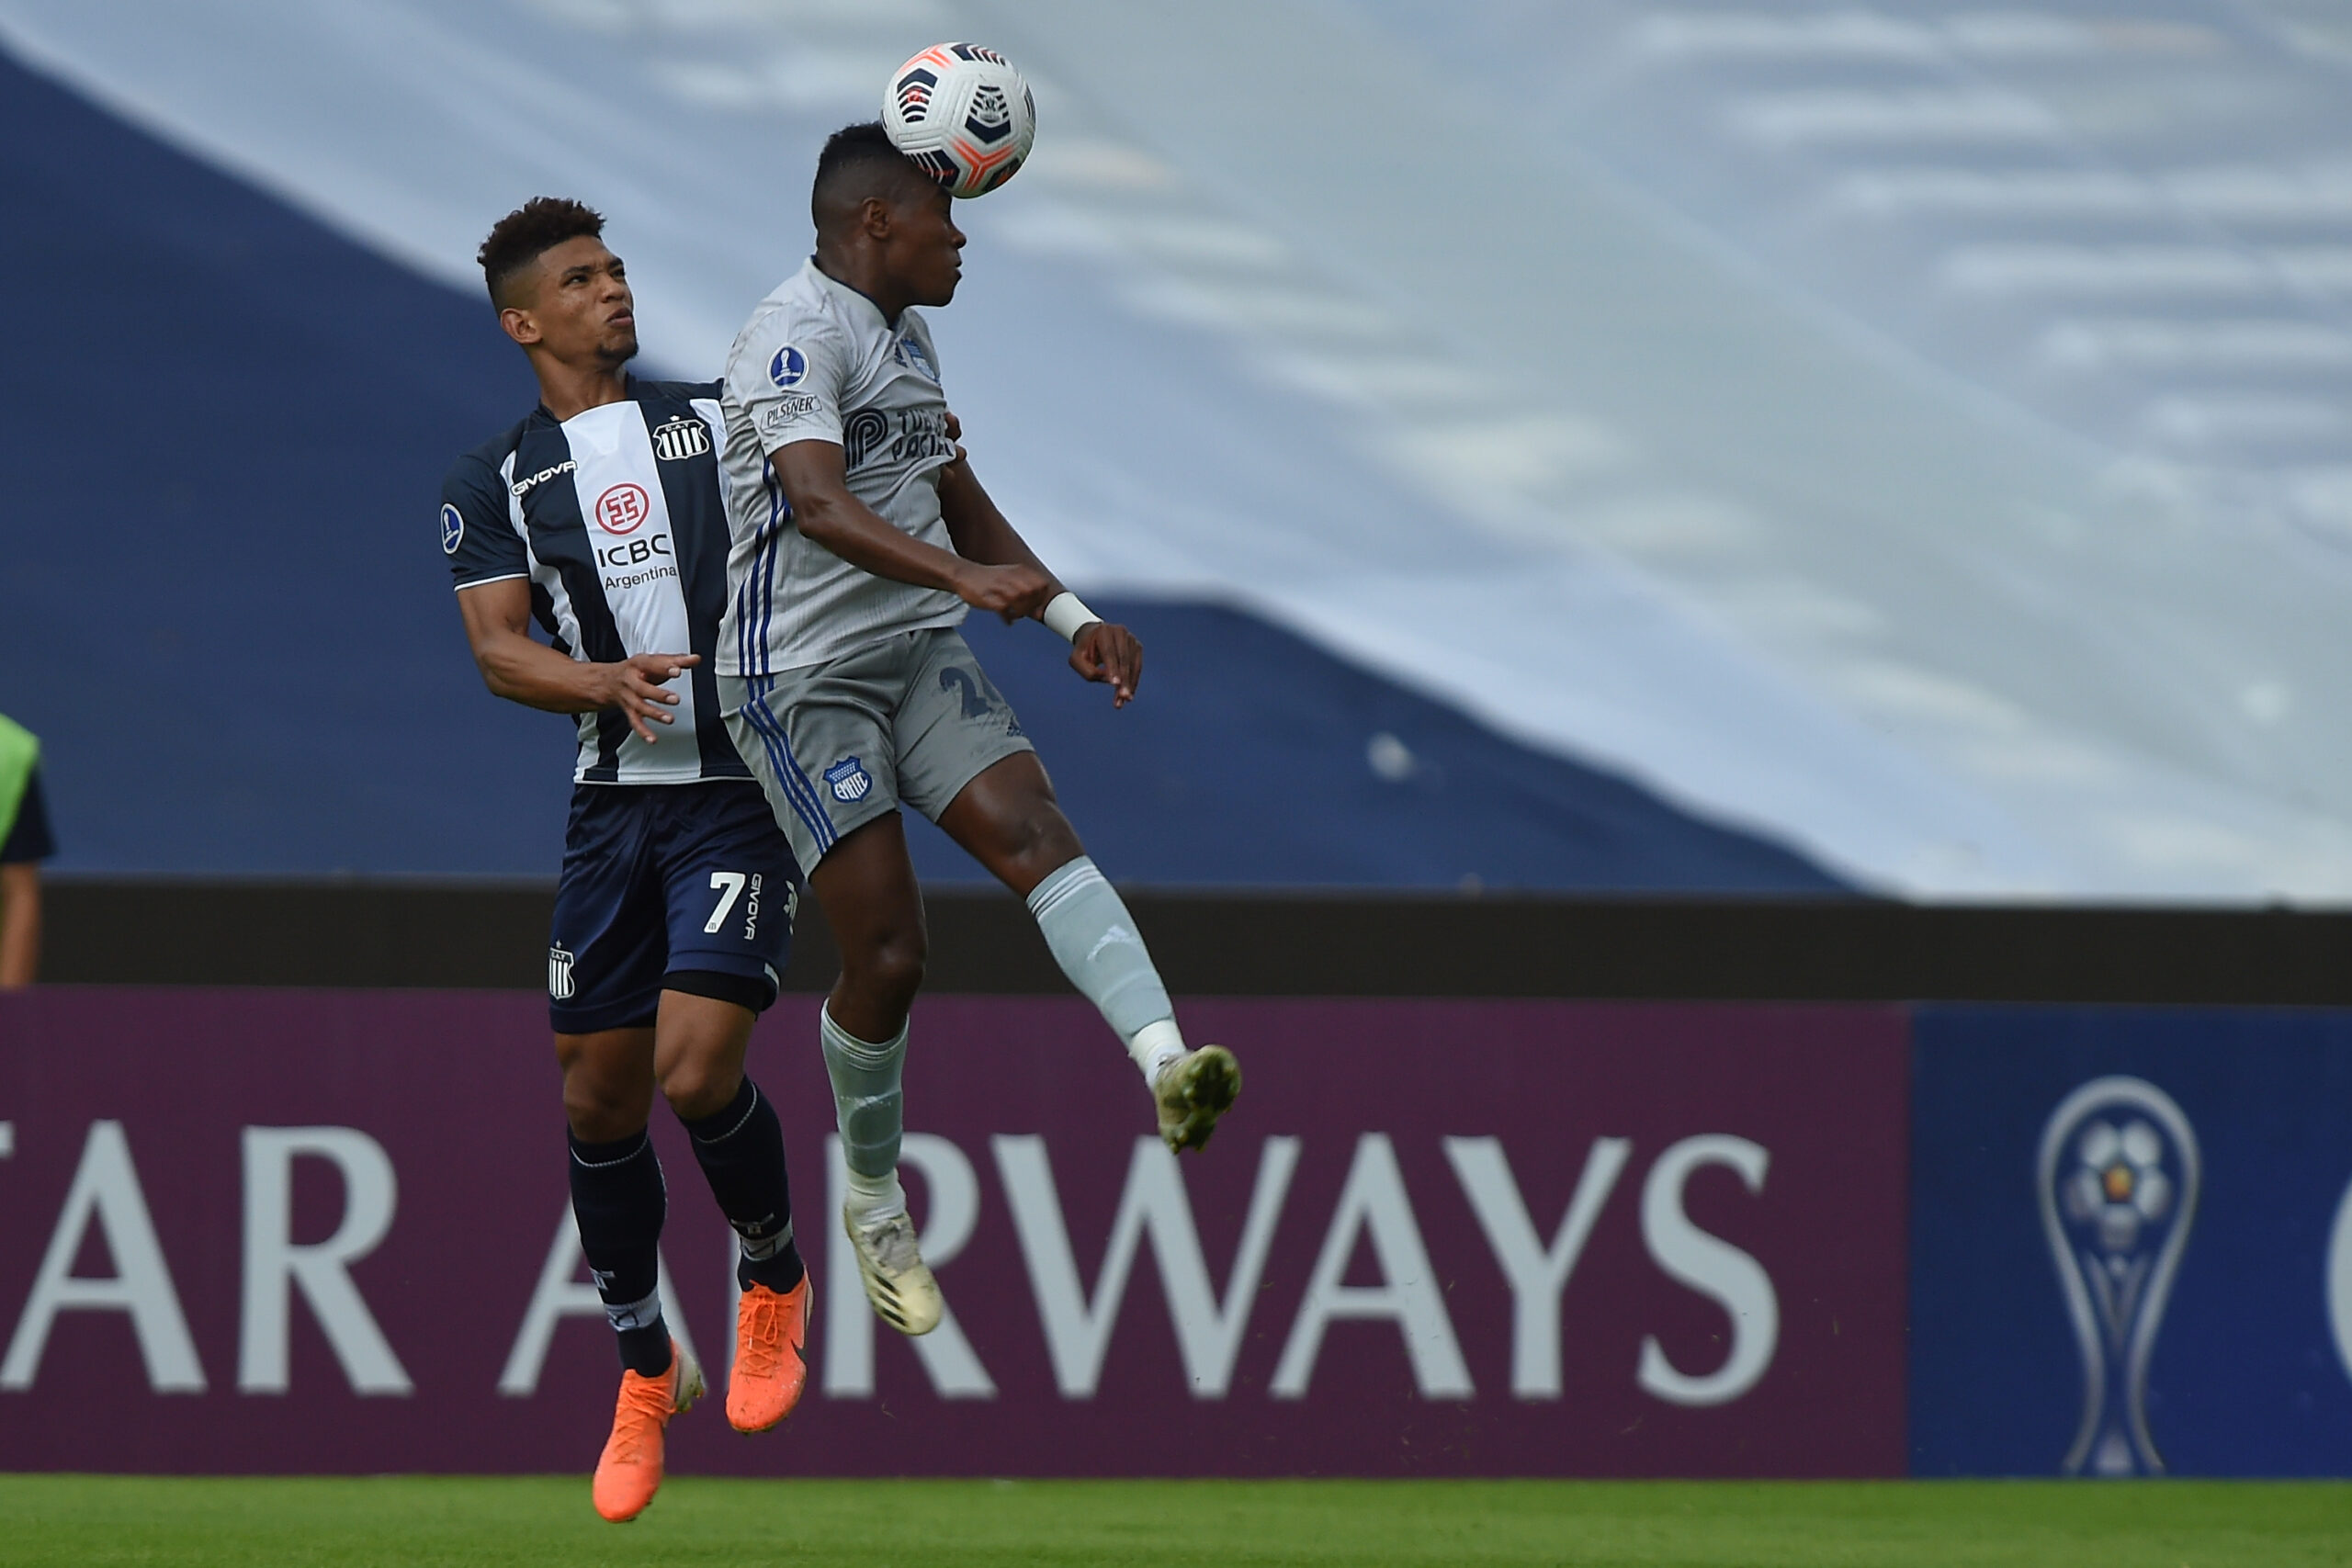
[825, 757, 874, 803]
[651, 417, 711, 462]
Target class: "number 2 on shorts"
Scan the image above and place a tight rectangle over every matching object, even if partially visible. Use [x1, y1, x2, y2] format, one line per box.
[705, 871, 747, 934]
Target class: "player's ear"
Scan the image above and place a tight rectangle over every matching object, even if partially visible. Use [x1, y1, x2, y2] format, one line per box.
[499, 305, 542, 347]
[860, 194, 896, 240]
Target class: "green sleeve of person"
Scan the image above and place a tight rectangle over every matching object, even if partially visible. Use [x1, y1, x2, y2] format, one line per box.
[0, 716, 38, 843]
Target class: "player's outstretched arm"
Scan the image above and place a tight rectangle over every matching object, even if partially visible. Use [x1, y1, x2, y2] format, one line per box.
[455, 578, 696, 744]
[937, 451, 1143, 706]
[772, 438, 1056, 619]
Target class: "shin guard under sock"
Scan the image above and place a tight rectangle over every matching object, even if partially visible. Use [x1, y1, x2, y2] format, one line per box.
[682, 1077, 806, 1294]
[820, 1007, 909, 1223]
[568, 1128, 673, 1377]
[1026, 856, 1184, 1079]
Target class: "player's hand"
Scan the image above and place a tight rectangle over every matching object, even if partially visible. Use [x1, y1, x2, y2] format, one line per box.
[955, 561, 1056, 622]
[597, 652, 700, 743]
[1069, 621, 1142, 707]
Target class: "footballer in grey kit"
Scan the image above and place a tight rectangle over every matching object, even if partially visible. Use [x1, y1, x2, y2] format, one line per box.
[716, 123, 1240, 1338]
[717, 265, 965, 669]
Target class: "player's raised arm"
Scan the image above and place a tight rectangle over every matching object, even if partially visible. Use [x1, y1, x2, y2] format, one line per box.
[935, 447, 1143, 706]
[454, 577, 696, 745]
[767, 436, 1055, 620]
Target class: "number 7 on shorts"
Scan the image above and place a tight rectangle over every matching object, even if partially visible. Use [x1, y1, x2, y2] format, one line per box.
[705, 871, 747, 934]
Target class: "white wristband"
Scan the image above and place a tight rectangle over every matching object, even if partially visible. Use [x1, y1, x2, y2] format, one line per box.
[1041, 592, 1100, 643]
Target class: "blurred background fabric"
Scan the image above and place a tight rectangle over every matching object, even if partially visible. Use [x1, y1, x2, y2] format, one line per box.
[3, 0, 2347, 898]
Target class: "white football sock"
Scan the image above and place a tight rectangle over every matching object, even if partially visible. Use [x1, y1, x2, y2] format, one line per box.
[1026, 856, 1186, 1085]
[821, 1006, 910, 1224]
[1128, 1019, 1189, 1084]
[843, 1166, 907, 1226]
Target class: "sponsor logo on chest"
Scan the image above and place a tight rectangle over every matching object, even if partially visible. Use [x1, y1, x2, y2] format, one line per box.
[594, 482, 650, 535]
[842, 404, 956, 471]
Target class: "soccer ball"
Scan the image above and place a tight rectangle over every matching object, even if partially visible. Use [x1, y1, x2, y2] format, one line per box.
[882, 43, 1035, 198]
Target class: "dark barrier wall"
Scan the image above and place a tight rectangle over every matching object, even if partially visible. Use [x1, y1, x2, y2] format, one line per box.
[1909, 1006, 2352, 1478]
[39, 882, 2352, 1004]
[0, 990, 1908, 1477]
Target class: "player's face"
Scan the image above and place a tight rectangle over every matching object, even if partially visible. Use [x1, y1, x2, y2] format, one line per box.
[887, 182, 966, 308]
[525, 237, 638, 366]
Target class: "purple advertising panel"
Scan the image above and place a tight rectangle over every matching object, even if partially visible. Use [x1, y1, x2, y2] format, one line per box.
[0, 990, 1907, 1476]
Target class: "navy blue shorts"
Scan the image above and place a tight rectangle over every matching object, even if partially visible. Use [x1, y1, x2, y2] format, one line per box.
[548, 782, 802, 1034]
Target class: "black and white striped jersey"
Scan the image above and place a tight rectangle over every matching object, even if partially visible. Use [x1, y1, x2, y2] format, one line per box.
[441, 378, 751, 785]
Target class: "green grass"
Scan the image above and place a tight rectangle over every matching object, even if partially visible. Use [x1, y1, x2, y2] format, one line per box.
[0, 1475, 2344, 1567]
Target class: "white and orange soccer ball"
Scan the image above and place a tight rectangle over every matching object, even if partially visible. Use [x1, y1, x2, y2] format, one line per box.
[881, 43, 1035, 198]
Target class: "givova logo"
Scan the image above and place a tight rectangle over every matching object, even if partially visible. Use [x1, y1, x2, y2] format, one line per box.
[510, 459, 576, 499]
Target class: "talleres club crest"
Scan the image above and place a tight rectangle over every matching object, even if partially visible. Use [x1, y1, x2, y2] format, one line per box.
[2036, 1076, 2201, 1475]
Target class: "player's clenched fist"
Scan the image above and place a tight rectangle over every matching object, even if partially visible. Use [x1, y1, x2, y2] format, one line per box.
[1069, 621, 1142, 707]
[597, 651, 701, 743]
[953, 561, 1056, 621]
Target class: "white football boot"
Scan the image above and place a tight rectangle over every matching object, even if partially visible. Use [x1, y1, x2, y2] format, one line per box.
[1153, 1044, 1242, 1154]
[842, 1205, 944, 1337]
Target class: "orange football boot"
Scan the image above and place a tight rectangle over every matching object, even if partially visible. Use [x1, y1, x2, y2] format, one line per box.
[727, 1275, 812, 1433]
[592, 1338, 703, 1523]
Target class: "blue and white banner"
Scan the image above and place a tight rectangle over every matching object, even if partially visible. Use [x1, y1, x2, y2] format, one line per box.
[1908, 1007, 2352, 1477]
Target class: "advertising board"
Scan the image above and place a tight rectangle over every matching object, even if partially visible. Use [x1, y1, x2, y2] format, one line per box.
[1909, 1006, 2352, 1477]
[0, 990, 1907, 1477]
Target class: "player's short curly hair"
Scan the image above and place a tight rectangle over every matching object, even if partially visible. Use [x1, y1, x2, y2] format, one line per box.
[812, 121, 930, 230]
[477, 197, 606, 309]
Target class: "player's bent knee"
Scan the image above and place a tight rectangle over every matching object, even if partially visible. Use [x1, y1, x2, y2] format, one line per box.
[844, 931, 926, 1010]
[1001, 812, 1084, 890]
[1026, 812, 1085, 868]
[562, 1077, 652, 1144]
[557, 1033, 657, 1142]
[658, 1059, 739, 1122]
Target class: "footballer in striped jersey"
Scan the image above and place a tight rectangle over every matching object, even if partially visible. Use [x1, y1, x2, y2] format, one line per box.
[441, 198, 809, 1523]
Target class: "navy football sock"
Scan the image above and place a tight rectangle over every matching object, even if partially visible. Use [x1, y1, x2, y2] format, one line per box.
[568, 1128, 673, 1378]
[681, 1077, 806, 1295]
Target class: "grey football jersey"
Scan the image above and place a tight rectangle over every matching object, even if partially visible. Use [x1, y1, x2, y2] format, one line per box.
[717, 258, 967, 675]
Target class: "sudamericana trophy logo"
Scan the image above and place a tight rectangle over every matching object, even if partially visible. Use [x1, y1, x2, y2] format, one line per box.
[2035, 1076, 2201, 1476]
